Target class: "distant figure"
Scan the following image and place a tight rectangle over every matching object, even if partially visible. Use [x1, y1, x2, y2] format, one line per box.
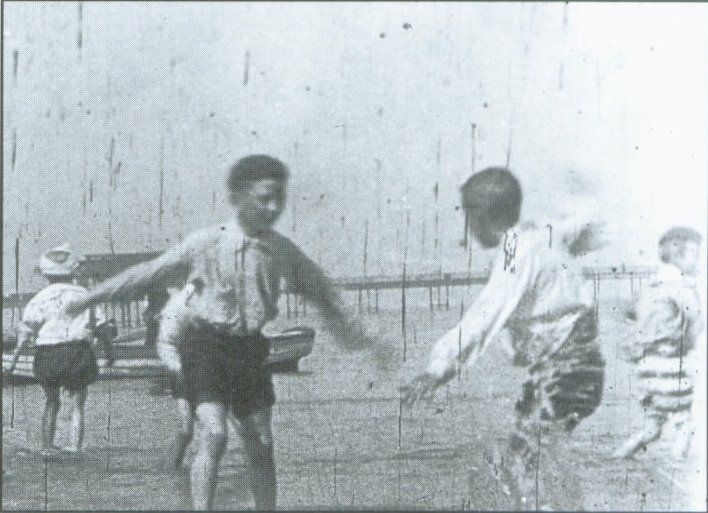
[401, 168, 607, 511]
[65, 155, 393, 510]
[7, 244, 116, 456]
[614, 227, 703, 460]
[157, 283, 198, 469]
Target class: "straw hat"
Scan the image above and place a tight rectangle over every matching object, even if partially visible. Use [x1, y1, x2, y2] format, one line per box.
[39, 244, 83, 277]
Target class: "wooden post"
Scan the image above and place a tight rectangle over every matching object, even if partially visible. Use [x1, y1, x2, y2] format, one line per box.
[402, 212, 410, 361]
[135, 299, 142, 327]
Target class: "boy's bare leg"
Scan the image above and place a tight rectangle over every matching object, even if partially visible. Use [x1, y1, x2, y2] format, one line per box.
[41, 385, 61, 451]
[191, 401, 228, 510]
[170, 398, 195, 469]
[67, 386, 88, 452]
[612, 415, 663, 459]
[501, 420, 582, 511]
[235, 407, 276, 511]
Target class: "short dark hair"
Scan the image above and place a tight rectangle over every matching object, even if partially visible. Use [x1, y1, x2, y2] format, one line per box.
[659, 226, 702, 263]
[460, 167, 522, 229]
[227, 155, 289, 194]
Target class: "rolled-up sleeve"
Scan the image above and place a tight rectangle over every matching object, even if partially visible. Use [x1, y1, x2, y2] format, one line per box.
[285, 238, 372, 352]
[80, 234, 204, 308]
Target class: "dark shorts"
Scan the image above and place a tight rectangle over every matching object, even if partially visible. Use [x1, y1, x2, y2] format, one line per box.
[33, 340, 99, 391]
[515, 310, 606, 433]
[179, 325, 275, 419]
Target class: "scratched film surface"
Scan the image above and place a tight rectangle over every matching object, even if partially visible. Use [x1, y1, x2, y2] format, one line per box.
[2, 2, 707, 511]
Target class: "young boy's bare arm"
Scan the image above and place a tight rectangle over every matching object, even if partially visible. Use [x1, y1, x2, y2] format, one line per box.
[7, 299, 43, 372]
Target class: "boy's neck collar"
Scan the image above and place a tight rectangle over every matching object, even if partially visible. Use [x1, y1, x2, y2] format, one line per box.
[226, 218, 272, 240]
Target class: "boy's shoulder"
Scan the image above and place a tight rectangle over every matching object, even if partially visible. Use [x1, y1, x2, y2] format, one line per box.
[505, 224, 549, 258]
[26, 283, 88, 312]
[179, 221, 242, 250]
[33, 283, 88, 300]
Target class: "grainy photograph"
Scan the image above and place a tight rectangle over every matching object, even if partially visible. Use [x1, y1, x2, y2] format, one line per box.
[2, 2, 706, 511]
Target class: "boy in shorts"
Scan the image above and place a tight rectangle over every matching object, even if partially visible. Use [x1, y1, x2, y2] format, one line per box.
[402, 167, 607, 510]
[614, 227, 703, 459]
[66, 155, 392, 510]
[8, 244, 116, 456]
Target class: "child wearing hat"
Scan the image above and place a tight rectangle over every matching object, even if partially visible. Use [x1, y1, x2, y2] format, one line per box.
[8, 244, 117, 456]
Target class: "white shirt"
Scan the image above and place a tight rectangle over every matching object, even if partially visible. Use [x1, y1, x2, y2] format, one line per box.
[427, 224, 595, 379]
[19, 283, 106, 346]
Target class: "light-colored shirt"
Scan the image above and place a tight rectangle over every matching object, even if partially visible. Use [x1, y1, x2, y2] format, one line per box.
[633, 263, 703, 355]
[630, 263, 703, 406]
[20, 283, 106, 346]
[427, 223, 595, 379]
[79, 219, 363, 343]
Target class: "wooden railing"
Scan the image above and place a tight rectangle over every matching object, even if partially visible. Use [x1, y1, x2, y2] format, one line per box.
[2, 266, 654, 336]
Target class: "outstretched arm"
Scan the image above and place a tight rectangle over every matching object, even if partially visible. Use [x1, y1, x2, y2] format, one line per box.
[402, 246, 534, 405]
[288, 246, 376, 352]
[65, 239, 197, 315]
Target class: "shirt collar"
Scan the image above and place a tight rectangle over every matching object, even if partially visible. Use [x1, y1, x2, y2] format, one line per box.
[220, 219, 249, 251]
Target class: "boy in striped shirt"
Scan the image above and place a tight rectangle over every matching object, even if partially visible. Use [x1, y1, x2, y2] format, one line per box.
[614, 227, 703, 459]
[402, 167, 607, 510]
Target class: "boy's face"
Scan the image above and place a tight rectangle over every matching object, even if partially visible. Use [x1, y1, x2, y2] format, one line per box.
[466, 208, 503, 248]
[670, 241, 701, 275]
[232, 178, 287, 235]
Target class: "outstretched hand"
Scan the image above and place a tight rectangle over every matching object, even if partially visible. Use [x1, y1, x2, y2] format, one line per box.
[400, 372, 442, 406]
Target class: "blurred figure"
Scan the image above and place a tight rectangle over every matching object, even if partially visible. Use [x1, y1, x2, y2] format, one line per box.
[614, 227, 703, 460]
[65, 155, 393, 510]
[402, 167, 607, 511]
[7, 244, 116, 456]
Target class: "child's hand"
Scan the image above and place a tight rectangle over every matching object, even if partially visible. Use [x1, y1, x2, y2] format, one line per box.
[400, 372, 442, 406]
